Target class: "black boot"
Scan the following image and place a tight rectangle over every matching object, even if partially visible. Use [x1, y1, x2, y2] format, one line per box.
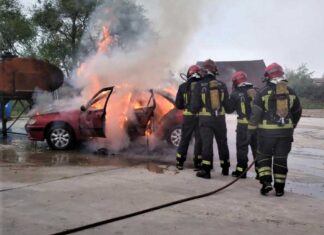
[193, 157, 202, 171]
[193, 162, 202, 171]
[196, 170, 211, 179]
[231, 170, 247, 178]
[274, 183, 285, 197]
[221, 167, 229, 176]
[260, 182, 273, 195]
[255, 173, 260, 180]
[176, 161, 184, 170]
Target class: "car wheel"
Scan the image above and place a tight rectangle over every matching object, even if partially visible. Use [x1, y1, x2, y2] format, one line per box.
[167, 125, 182, 148]
[46, 124, 75, 150]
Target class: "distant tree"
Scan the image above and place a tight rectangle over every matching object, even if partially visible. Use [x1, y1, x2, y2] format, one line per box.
[285, 65, 324, 107]
[79, 0, 153, 56]
[0, 0, 35, 55]
[285, 64, 314, 97]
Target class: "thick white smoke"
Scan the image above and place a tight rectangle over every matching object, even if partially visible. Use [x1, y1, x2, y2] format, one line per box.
[33, 0, 213, 151]
[71, 0, 214, 151]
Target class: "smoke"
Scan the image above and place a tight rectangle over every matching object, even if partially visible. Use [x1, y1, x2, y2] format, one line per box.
[32, 0, 212, 151]
[71, 0, 214, 151]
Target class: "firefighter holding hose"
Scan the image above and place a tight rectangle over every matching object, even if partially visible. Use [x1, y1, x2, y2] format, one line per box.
[191, 59, 231, 179]
[248, 63, 302, 196]
[175, 65, 202, 170]
[227, 71, 258, 179]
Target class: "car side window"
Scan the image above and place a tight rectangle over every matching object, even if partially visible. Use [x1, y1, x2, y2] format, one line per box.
[87, 90, 110, 111]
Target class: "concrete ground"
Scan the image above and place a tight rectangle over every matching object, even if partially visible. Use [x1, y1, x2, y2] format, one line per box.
[1, 115, 324, 235]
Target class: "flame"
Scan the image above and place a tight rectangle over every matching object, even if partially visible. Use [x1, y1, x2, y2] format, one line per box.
[154, 94, 175, 121]
[145, 119, 152, 137]
[75, 21, 179, 150]
[97, 25, 113, 53]
[163, 86, 177, 97]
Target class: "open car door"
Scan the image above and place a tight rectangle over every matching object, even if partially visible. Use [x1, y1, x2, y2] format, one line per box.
[126, 89, 156, 138]
[79, 86, 114, 138]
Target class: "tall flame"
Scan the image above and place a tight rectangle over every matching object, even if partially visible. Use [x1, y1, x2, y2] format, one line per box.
[75, 21, 178, 151]
[97, 25, 113, 53]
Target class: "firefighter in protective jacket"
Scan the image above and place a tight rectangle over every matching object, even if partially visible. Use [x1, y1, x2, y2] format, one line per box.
[248, 63, 302, 196]
[227, 71, 258, 179]
[175, 65, 202, 170]
[191, 59, 231, 179]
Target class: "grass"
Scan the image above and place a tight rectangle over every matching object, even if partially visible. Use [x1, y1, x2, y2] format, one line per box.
[300, 98, 324, 109]
[7, 101, 31, 118]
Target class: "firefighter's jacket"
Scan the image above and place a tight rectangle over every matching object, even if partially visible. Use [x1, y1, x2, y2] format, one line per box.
[191, 75, 229, 116]
[228, 84, 256, 125]
[248, 82, 302, 137]
[175, 77, 200, 116]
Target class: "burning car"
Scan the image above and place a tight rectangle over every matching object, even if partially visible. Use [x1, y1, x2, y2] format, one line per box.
[125, 89, 183, 147]
[25, 87, 183, 150]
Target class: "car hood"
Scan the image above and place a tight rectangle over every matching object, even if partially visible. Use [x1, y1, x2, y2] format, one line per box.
[30, 105, 80, 117]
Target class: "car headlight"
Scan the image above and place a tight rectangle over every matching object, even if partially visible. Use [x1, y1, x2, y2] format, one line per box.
[27, 117, 37, 125]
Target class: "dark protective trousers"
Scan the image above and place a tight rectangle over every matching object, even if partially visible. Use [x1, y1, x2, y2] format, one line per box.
[257, 136, 292, 188]
[199, 115, 230, 171]
[176, 115, 202, 164]
[236, 124, 258, 171]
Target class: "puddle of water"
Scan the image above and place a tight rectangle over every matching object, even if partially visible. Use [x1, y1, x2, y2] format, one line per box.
[0, 151, 141, 167]
[146, 162, 164, 174]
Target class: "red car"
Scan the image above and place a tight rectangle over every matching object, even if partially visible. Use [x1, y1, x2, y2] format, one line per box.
[25, 87, 183, 150]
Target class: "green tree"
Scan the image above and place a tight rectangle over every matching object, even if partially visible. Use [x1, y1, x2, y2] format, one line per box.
[0, 0, 35, 55]
[285, 65, 324, 108]
[32, 0, 152, 78]
[285, 64, 314, 97]
[32, 0, 101, 77]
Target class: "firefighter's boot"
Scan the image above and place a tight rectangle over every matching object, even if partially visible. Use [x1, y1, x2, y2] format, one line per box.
[255, 173, 260, 180]
[260, 182, 273, 196]
[221, 167, 229, 176]
[231, 170, 247, 178]
[193, 158, 202, 171]
[221, 161, 230, 176]
[176, 161, 184, 170]
[274, 183, 285, 197]
[196, 170, 211, 179]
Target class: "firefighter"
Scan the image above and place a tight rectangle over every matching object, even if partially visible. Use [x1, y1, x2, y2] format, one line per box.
[248, 63, 302, 196]
[227, 71, 258, 179]
[175, 65, 202, 170]
[191, 59, 230, 179]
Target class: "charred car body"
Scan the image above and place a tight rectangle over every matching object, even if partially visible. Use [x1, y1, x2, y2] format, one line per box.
[25, 87, 183, 150]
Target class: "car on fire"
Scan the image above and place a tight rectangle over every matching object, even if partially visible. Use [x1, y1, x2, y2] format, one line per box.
[25, 87, 183, 150]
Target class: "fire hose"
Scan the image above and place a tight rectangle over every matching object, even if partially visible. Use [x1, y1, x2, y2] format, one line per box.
[51, 159, 256, 235]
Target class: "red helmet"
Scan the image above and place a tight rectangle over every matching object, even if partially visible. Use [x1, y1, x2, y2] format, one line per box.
[202, 59, 218, 75]
[231, 71, 247, 86]
[187, 65, 201, 78]
[265, 63, 284, 79]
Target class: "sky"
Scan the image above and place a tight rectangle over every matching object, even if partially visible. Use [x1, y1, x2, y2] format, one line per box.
[21, 0, 324, 77]
[188, 0, 324, 77]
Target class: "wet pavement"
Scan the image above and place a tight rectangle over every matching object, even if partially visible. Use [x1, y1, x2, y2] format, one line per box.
[1, 115, 324, 235]
[1, 115, 324, 198]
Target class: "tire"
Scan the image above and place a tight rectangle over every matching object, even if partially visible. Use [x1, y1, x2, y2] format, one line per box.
[46, 123, 75, 150]
[167, 125, 182, 148]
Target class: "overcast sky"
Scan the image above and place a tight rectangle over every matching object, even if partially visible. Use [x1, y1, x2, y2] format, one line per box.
[21, 0, 324, 76]
[180, 0, 324, 77]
